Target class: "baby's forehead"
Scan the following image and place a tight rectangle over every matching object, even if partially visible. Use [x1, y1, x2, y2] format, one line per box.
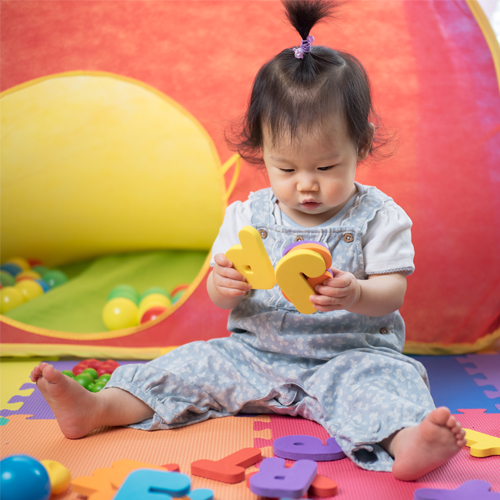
[263, 122, 350, 155]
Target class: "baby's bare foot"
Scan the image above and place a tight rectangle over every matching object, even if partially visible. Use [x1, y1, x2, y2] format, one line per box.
[31, 363, 101, 439]
[390, 407, 466, 481]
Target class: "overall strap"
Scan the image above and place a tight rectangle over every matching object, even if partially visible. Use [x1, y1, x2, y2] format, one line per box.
[341, 185, 392, 234]
[249, 188, 275, 227]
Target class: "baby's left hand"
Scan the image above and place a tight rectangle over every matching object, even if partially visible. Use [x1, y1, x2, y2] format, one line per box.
[310, 266, 361, 312]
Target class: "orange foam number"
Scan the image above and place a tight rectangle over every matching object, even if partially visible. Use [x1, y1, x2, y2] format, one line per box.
[191, 447, 262, 484]
[275, 249, 326, 314]
[225, 226, 276, 289]
[72, 460, 180, 500]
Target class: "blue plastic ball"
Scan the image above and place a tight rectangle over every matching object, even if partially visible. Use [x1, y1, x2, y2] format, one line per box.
[0, 454, 51, 500]
[34, 279, 51, 293]
[0, 263, 22, 277]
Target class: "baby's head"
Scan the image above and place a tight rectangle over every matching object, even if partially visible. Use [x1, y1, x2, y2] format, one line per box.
[227, 0, 388, 223]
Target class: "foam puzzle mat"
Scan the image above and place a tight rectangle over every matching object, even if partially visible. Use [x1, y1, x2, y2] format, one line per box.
[1, 354, 498, 499]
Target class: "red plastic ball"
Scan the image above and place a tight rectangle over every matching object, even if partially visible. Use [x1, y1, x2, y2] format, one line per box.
[140, 306, 168, 324]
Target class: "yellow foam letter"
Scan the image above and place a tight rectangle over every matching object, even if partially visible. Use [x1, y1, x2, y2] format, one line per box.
[225, 226, 276, 289]
[464, 428, 500, 457]
[275, 249, 326, 314]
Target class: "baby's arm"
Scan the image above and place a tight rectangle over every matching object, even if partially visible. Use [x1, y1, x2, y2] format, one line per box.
[311, 268, 407, 317]
[207, 253, 252, 309]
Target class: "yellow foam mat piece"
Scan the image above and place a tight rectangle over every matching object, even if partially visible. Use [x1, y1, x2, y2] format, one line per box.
[0, 358, 56, 412]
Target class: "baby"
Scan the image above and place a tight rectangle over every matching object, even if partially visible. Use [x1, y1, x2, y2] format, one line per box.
[31, 0, 465, 481]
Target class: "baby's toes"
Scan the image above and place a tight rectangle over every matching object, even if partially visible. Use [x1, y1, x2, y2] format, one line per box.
[445, 415, 458, 429]
[30, 365, 43, 382]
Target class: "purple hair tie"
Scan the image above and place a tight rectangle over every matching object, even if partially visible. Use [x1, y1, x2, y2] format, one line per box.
[293, 35, 315, 59]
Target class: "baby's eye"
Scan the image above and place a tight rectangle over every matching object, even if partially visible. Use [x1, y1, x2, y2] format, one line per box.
[280, 168, 295, 173]
[318, 165, 334, 171]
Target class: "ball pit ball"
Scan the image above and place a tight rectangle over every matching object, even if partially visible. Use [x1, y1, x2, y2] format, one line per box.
[41, 270, 68, 288]
[0, 454, 51, 500]
[0, 270, 16, 287]
[138, 293, 172, 321]
[103, 297, 139, 330]
[61, 370, 75, 379]
[0, 287, 25, 313]
[14, 280, 44, 301]
[16, 270, 42, 281]
[108, 285, 141, 305]
[140, 286, 169, 300]
[40, 460, 71, 495]
[98, 373, 112, 383]
[172, 290, 187, 304]
[74, 373, 95, 390]
[140, 306, 168, 324]
[28, 259, 44, 267]
[34, 279, 51, 293]
[170, 283, 190, 297]
[4, 257, 31, 271]
[32, 265, 50, 276]
[0, 263, 22, 277]
[81, 368, 98, 380]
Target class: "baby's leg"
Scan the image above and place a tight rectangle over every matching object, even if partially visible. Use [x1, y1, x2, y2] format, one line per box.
[30, 363, 154, 439]
[380, 406, 466, 481]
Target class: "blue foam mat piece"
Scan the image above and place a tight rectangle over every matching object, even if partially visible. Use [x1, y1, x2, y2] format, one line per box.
[409, 355, 500, 413]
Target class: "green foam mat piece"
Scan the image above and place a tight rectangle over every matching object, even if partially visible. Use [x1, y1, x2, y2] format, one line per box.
[5, 250, 207, 333]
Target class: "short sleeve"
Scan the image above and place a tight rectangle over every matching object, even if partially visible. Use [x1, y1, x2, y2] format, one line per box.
[362, 200, 415, 276]
[210, 199, 253, 267]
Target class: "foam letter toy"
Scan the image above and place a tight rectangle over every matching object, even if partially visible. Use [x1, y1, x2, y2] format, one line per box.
[249, 457, 317, 499]
[464, 428, 500, 457]
[72, 460, 180, 500]
[113, 469, 190, 499]
[225, 226, 276, 289]
[247, 468, 338, 498]
[283, 241, 333, 291]
[414, 480, 500, 499]
[275, 249, 326, 314]
[40, 459, 71, 495]
[187, 489, 214, 500]
[191, 447, 261, 484]
[273, 435, 346, 461]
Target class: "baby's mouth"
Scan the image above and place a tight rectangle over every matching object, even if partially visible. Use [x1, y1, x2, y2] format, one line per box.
[300, 200, 321, 210]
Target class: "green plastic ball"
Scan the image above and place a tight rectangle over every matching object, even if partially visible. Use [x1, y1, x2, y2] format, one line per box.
[32, 265, 50, 276]
[98, 373, 111, 383]
[0, 271, 16, 287]
[140, 287, 169, 300]
[74, 373, 94, 390]
[41, 270, 68, 288]
[61, 370, 75, 379]
[108, 285, 140, 305]
[81, 368, 98, 380]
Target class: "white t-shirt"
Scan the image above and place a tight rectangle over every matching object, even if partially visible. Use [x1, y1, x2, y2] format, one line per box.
[210, 184, 415, 276]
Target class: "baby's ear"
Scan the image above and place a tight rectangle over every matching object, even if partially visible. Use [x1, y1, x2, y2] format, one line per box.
[357, 123, 375, 161]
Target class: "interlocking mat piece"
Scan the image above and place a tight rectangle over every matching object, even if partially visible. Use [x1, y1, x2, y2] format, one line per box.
[457, 354, 500, 403]
[0, 360, 144, 421]
[0, 357, 500, 499]
[409, 356, 500, 413]
[255, 414, 500, 500]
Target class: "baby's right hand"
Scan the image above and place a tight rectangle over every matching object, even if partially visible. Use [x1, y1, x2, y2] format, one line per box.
[212, 253, 252, 297]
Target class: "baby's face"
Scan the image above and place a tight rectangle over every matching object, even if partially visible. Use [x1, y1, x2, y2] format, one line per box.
[261, 115, 368, 227]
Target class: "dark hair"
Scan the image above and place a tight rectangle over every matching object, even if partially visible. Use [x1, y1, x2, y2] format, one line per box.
[225, 0, 392, 166]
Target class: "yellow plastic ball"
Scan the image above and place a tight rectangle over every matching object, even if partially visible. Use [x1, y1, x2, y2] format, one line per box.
[138, 293, 172, 321]
[41, 460, 71, 495]
[16, 270, 42, 281]
[14, 280, 44, 301]
[103, 297, 139, 330]
[4, 257, 31, 270]
[0, 286, 25, 313]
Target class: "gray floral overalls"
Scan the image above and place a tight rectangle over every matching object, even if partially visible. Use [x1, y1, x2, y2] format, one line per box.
[107, 186, 434, 472]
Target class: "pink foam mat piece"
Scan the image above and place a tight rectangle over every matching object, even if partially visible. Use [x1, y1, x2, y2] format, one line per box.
[254, 414, 500, 500]
[457, 354, 500, 400]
